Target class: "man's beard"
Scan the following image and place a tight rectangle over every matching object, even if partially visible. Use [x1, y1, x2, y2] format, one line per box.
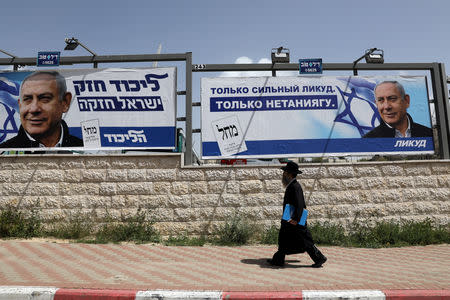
[282, 174, 291, 187]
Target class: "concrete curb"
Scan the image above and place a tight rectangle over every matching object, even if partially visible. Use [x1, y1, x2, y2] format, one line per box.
[0, 287, 449, 300]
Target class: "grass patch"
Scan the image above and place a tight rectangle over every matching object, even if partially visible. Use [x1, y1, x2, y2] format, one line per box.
[164, 234, 207, 246]
[0, 206, 448, 247]
[212, 214, 253, 246]
[93, 209, 161, 244]
[44, 211, 93, 240]
[0, 206, 41, 239]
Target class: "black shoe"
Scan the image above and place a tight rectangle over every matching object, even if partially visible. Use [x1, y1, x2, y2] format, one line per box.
[311, 256, 327, 268]
[267, 259, 284, 267]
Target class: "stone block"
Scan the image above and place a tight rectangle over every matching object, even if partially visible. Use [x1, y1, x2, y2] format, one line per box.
[384, 176, 416, 188]
[235, 168, 261, 180]
[105, 169, 127, 182]
[64, 169, 82, 182]
[81, 169, 107, 182]
[26, 183, 59, 196]
[27, 161, 60, 170]
[207, 181, 226, 193]
[308, 192, 331, 205]
[413, 175, 438, 188]
[110, 159, 138, 169]
[167, 194, 191, 208]
[318, 178, 342, 191]
[0, 162, 26, 170]
[99, 183, 117, 195]
[244, 193, 266, 206]
[381, 165, 405, 176]
[260, 168, 282, 179]
[140, 195, 168, 208]
[364, 177, 387, 190]
[221, 194, 242, 207]
[0, 170, 11, 182]
[171, 182, 189, 195]
[205, 169, 235, 180]
[262, 206, 281, 219]
[151, 157, 179, 169]
[147, 169, 177, 181]
[153, 182, 171, 194]
[327, 166, 355, 178]
[116, 182, 153, 195]
[225, 181, 240, 193]
[239, 180, 263, 194]
[401, 188, 431, 202]
[372, 189, 404, 203]
[355, 165, 382, 177]
[147, 207, 174, 221]
[11, 170, 35, 182]
[59, 160, 85, 169]
[264, 180, 282, 193]
[60, 195, 88, 209]
[404, 164, 432, 176]
[341, 178, 365, 190]
[430, 162, 450, 174]
[84, 158, 111, 169]
[177, 170, 205, 181]
[127, 169, 147, 181]
[299, 166, 328, 178]
[384, 202, 413, 215]
[412, 201, 439, 214]
[33, 170, 65, 182]
[436, 175, 450, 187]
[189, 181, 208, 194]
[429, 188, 450, 201]
[191, 194, 220, 207]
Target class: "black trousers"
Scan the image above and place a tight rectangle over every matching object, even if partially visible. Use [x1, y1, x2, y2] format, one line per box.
[271, 222, 324, 265]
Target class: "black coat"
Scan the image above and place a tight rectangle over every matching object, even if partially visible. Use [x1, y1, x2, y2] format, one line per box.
[278, 179, 314, 254]
[363, 114, 433, 138]
[0, 120, 83, 148]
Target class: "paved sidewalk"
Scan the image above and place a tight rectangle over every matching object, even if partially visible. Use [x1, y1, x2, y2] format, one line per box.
[0, 240, 448, 292]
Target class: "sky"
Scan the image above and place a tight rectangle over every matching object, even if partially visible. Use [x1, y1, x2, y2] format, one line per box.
[1, 0, 449, 155]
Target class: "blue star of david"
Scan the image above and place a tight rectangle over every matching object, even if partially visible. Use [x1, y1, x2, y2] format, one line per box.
[0, 102, 18, 143]
[334, 86, 380, 137]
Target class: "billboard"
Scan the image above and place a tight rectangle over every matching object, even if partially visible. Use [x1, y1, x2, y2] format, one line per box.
[201, 76, 434, 159]
[0, 67, 177, 151]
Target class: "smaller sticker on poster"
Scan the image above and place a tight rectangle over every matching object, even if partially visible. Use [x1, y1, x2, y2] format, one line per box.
[211, 115, 247, 156]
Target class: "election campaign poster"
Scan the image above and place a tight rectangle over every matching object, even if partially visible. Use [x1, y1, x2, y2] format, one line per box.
[201, 76, 434, 158]
[0, 67, 177, 151]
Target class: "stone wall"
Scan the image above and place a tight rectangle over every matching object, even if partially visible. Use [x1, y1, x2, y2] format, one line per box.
[0, 153, 448, 236]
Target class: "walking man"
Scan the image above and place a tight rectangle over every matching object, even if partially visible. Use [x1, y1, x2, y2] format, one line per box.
[268, 161, 327, 267]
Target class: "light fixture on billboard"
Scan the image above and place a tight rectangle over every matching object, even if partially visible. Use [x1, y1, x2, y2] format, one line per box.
[271, 46, 290, 76]
[353, 47, 384, 75]
[364, 48, 384, 64]
[64, 37, 98, 68]
[271, 47, 290, 63]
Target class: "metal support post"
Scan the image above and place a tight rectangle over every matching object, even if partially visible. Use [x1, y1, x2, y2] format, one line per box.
[431, 63, 450, 159]
[185, 52, 193, 165]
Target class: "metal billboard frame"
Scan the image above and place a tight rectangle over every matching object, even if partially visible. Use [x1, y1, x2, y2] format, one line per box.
[1, 55, 449, 162]
[192, 62, 450, 160]
[0, 53, 195, 164]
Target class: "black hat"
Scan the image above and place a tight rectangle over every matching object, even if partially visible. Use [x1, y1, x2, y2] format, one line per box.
[281, 161, 302, 174]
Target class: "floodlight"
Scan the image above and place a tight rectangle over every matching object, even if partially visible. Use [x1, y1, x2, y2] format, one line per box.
[364, 48, 384, 64]
[271, 47, 290, 63]
[64, 38, 79, 50]
[64, 37, 97, 56]
[353, 47, 384, 75]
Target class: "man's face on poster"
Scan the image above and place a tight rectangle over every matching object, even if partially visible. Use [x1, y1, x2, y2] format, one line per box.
[375, 82, 410, 129]
[19, 74, 71, 140]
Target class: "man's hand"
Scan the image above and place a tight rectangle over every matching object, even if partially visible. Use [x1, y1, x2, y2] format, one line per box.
[288, 219, 298, 225]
